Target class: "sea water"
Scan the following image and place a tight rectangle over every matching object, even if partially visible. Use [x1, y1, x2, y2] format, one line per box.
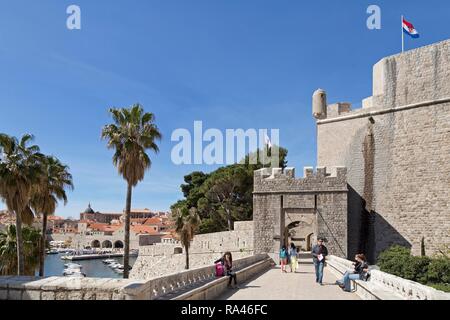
[38, 253, 137, 278]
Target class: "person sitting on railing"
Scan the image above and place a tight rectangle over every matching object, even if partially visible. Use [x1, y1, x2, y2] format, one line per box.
[215, 252, 238, 289]
[336, 254, 370, 292]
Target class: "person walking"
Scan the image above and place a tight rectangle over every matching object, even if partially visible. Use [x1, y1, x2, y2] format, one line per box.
[215, 252, 238, 288]
[279, 245, 288, 273]
[336, 254, 369, 292]
[311, 238, 328, 285]
[289, 243, 298, 273]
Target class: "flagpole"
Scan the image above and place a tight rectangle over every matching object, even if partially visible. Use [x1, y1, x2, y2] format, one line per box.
[401, 15, 404, 53]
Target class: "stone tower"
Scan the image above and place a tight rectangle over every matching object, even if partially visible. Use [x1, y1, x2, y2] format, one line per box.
[315, 39, 450, 260]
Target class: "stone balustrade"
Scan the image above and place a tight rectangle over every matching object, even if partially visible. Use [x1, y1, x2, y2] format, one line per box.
[141, 253, 267, 300]
[0, 276, 138, 300]
[0, 254, 268, 300]
[326, 255, 450, 300]
[172, 256, 272, 300]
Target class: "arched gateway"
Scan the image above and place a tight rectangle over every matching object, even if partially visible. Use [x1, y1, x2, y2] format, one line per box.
[252, 167, 349, 262]
[114, 240, 124, 249]
[91, 240, 101, 248]
[102, 240, 113, 248]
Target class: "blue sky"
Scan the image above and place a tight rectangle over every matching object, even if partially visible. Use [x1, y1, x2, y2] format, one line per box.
[0, 0, 448, 218]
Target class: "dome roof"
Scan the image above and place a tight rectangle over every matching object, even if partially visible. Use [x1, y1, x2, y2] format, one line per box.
[84, 203, 95, 214]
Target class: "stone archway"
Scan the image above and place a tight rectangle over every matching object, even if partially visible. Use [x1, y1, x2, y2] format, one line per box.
[102, 240, 112, 248]
[91, 240, 101, 248]
[114, 240, 124, 249]
[306, 233, 315, 251]
[284, 212, 316, 252]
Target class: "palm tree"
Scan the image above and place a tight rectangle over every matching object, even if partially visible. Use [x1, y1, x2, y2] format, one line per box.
[173, 207, 201, 269]
[101, 104, 161, 278]
[0, 134, 43, 275]
[0, 224, 41, 275]
[30, 156, 73, 277]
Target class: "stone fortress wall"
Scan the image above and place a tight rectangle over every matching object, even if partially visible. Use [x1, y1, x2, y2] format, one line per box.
[316, 39, 450, 260]
[130, 221, 253, 280]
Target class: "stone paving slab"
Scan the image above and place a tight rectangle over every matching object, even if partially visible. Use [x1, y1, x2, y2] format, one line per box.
[218, 259, 360, 300]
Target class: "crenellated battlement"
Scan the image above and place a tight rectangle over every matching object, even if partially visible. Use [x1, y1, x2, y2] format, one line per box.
[254, 167, 295, 179]
[254, 166, 347, 194]
[254, 166, 347, 180]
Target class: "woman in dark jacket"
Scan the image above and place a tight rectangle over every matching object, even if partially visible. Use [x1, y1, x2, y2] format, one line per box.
[336, 254, 369, 292]
[215, 252, 237, 288]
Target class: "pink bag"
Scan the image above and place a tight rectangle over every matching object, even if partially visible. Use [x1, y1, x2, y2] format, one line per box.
[215, 263, 224, 277]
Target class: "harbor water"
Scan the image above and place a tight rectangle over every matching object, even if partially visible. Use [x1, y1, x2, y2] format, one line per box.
[39, 253, 137, 278]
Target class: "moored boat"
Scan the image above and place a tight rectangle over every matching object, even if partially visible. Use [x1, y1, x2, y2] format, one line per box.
[46, 248, 59, 255]
[102, 259, 116, 264]
[63, 268, 82, 276]
[64, 263, 82, 269]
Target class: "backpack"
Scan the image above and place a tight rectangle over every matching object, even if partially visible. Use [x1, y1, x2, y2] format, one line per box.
[215, 263, 224, 277]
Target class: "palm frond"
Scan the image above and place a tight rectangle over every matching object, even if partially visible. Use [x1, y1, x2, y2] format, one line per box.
[102, 104, 162, 186]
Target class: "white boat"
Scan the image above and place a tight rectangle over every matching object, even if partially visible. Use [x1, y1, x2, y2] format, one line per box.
[102, 259, 116, 264]
[64, 263, 82, 269]
[59, 248, 76, 254]
[108, 262, 121, 269]
[63, 268, 82, 276]
[46, 249, 59, 255]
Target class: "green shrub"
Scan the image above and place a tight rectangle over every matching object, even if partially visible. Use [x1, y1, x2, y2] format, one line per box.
[377, 245, 411, 277]
[403, 256, 431, 283]
[427, 257, 450, 284]
[377, 245, 450, 291]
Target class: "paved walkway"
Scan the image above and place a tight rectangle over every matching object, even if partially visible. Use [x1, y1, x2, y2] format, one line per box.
[219, 258, 360, 300]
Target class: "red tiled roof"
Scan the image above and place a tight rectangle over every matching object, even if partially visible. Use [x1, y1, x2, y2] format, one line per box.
[88, 223, 108, 231]
[88, 223, 122, 232]
[131, 225, 161, 235]
[143, 217, 163, 226]
[79, 219, 94, 224]
[109, 224, 122, 231]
